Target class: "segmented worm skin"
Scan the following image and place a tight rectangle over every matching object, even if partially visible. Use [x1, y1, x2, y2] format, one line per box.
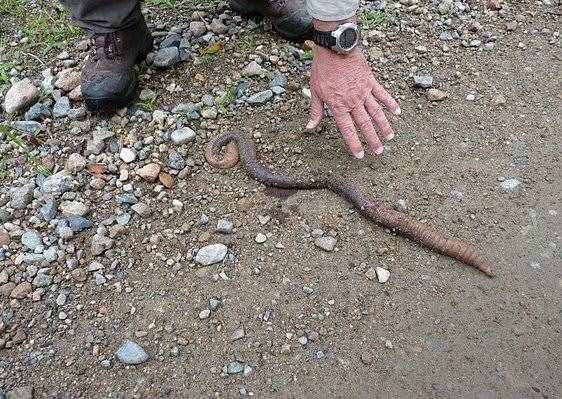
[205, 132, 495, 277]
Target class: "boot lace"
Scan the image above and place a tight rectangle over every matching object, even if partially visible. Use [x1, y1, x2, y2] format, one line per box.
[90, 32, 121, 61]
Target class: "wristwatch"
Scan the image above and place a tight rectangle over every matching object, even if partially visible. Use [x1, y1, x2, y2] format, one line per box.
[312, 22, 359, 54]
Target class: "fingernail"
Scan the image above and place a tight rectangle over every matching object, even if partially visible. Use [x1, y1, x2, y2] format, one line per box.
[374, 147, 384, 155]
[306, 121, 316, 130]
[354, 150, 365, 159]
[387, 132, 395, 140]
[395, 107, 401, 116]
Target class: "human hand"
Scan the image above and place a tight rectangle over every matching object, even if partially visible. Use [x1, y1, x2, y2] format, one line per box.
[307, 42, 401, 159]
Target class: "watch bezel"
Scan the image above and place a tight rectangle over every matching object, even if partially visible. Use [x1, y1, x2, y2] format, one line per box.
[331, 23, 359, 54]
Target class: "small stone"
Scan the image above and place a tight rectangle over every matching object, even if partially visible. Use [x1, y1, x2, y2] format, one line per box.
[466, 93, 476, 101]
[131, 202, 151, 217]
[231, 327, 245, 341]
[120, 148, 137, 163]
[137, 163, 161, 182]
[385, 339, 394, 349]
[10, 282, 32, 299]
[216, 219, 234, 234]
[500, 178, 521, 192]
[158, 172, 174, 188]
[12, 120, 43, 134]
[226, 361, 244, 374]
[67, 215, 93, 232]
[195, 243, 228, 266]
[24, 102, 50, 121]
[396, 199, 408, 212]
[160, 34, 181, 48]
[375, 266, 390, 283]
[427, 88, 448, 102]
[247, 90, 273, 105]
[55, 68, 81, 92]
[189, 21, 207, 38]
[314, 236, 337, 252]
[270, 73, 287, 88]
[242, 61, 266, 77]
[413, 75, 433, 89]
[56, 292, 67, 306]
[486, 0, 502, 10]
[199, 308, 211, 319]
[209, 297, 221, 310]
[298, 336, 308, 345]
[3, 78, 39, 114]
[71, 268, 87, 282]
[360, 351, 374, 365]
[21, 230, 42, 251]
[200, 107, 218, 119]
[60, 201, 89, 216]
[65, 153, 86, 174]
[52, 96, 71, 118]
[9, 185, 34, 209]
[209, 18, 227, 34]
[365, 267, 377, 280]
[91, 234, 114, 256]
[167, 151, 186, 170]
[153, 47, 180, 68]
[116, 340, 149, 365]
[255, 233, 267, 243]
[506, 21, 517, 32]
[170, 127, 196, 145]
[32, 273, 52, 288]
[492, 94, 506, 106]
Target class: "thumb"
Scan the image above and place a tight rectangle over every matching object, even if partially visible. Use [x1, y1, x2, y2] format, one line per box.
[306, 90, 324, 130]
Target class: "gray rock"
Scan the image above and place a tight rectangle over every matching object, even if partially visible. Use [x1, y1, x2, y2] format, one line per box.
[209, 297, 221, 310]
[209, 18, 228, 34]
[53, 96, 71, 118]
[65, 153, 86, 174]
[216, 219, 233, 234]
[226, 361, 244, 374]
[66, 215, 93, 232]
[247, 90, 273, 105]
[271, 86, 285, 95]
[9, 185, 34, 209]
[39, 199, 58, 221]
[170, 127, 196, 145]
[242, 61, 266, 77]
[500, 178, 521, 192]
[32, 273, 52, 288]
[41, 171, 70, 196]
[56, 292, 67, 306]
[189, 21, 207, 38]
[60, 200, 89, 216]
[12, 120, 43, 134]
[116, 193, 138, 205]
[160, 33, 181, 48]
[413, 75, 433, 88]
[21, 230, 42, 251]
[68, 107, 86, 120]
[314, 236, 337, 252]
[270, 73, 287, 88]
[195, 243, 228, 266]
[24, 102, 51, 121]
[153, 47, 180, 68]
[3, 78, 39, 114]
[167, 150, 186, 170]
[91, 234, 114, 256]
[116, 340, 149, 365]
[172, 102, 200, 119]
[43, 246, 58, 262]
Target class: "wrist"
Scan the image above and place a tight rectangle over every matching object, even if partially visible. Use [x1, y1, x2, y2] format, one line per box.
[313, 16, 357, 32]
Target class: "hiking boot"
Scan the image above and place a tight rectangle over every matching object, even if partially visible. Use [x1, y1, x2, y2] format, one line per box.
[229, 0, 312, 41]
[81, 17, 153, 113]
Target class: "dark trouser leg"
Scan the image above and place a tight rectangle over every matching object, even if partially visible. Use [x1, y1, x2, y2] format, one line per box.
[60, 0, 142, 33]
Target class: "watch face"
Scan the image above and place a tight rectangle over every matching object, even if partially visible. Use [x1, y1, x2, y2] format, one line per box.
[339, 27, 358, 50]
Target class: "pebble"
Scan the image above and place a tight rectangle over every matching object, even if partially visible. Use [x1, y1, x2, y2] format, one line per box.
[427, 88, 448, 102]
[314, 236, 337, 252]
[21, 230, 42, 251]
[24, 102, 50, 121]
[375, 267, 390, 283]
[115, 340, 149, 365]
[413, 75, 433, 88]
[3, 78, 39, 114]
[226, 361, 244, 374]
[137, 163, 161, 182]
[54, 68, 81, 92]
[189, 21, 207, 38]
[255, 233, 267, 243]
[120, 148, 137, 163]
[60, 201, 89, 216]
[242, 61, 266, 77]
[10, 282, 32, 299]
[216, 219, 234, 234]
[195, 243, 228, 266]
[53, 96, 71, 118]
[9, 185, 34, 209]
[153, 47, 180, 68]
[500, 178, 521, 192]
[231, 327, 245, 341]
[12, 120, 43, 134]
[199, 308, 211, 319]
[65, 153, 86, 174]
[170, 127, 196, 145]
[247, 90, 273, 105]
[67, 215, 93, 232]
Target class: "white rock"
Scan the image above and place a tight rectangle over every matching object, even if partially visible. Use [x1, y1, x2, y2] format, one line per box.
[195, 243, 228, 266]
[3, 78, 39, 114]
[314, 236, 337, 252]
[375, 267, 390, 283]
[120, 148, 137, 163]
[500, 178, 521, 192]
[255, 233, 267, 243]
[170, 127, 196, 145]
[242, 61, 266, 77]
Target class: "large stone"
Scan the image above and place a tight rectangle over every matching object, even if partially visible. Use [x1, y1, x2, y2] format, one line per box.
[195, 243, 228, 266]
[153, 47, 180, 68]
[3, 78, 39, 114]
[116, 340, 149, 365]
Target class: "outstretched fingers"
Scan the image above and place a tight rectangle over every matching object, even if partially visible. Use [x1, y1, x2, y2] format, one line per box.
[364, 95, 395, 140]
[371, 77, 401, 116]
[333, 111, 364, 159]
[350, 106, 383, 155]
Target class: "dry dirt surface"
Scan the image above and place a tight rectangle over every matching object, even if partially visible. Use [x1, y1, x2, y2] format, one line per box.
[0, 1, 560, 398]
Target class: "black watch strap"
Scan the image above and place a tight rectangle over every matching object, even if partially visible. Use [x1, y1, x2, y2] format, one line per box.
[312, 29, 336, 50]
